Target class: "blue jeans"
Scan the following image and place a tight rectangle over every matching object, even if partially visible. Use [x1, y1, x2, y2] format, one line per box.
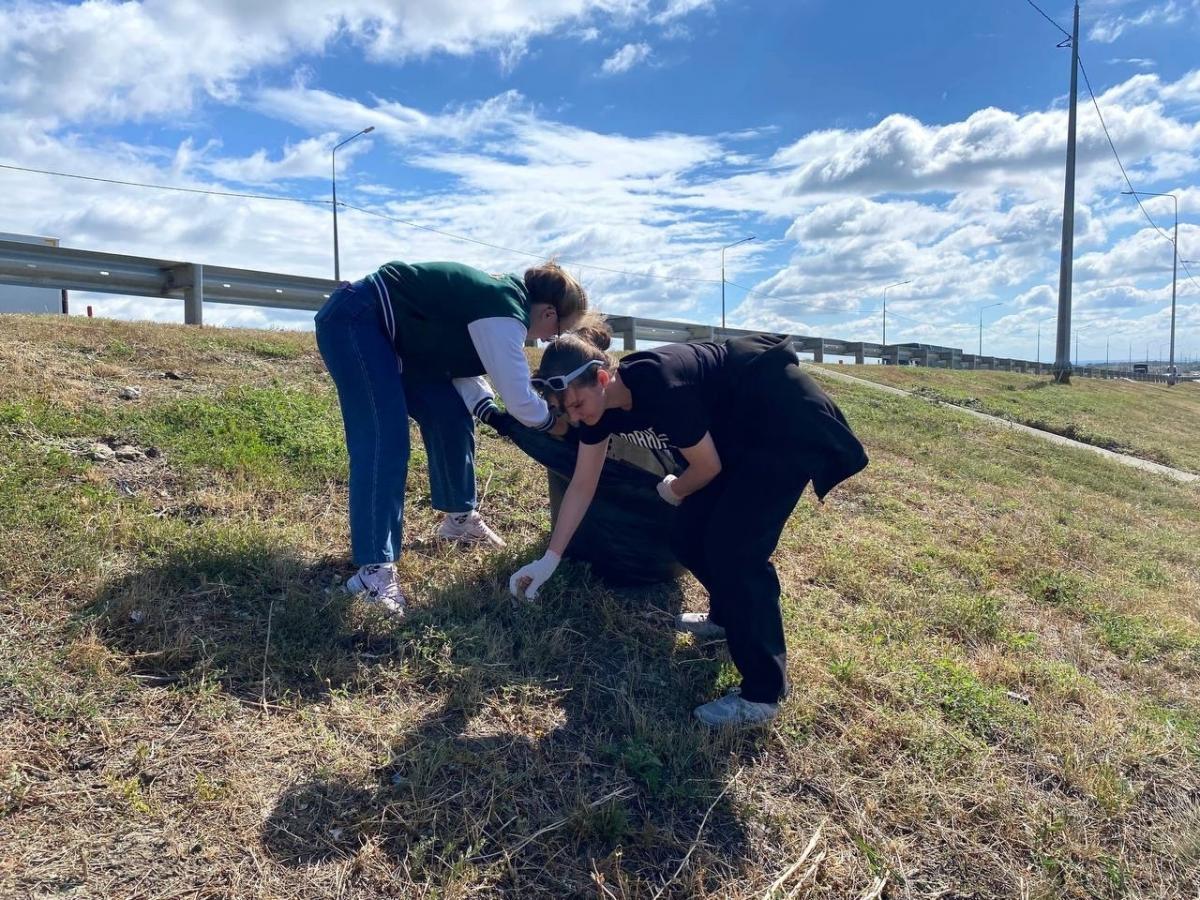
[315, 280, 477, 566]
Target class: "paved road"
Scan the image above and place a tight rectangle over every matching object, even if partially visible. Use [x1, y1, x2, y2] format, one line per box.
[807, 365, 1200, 486]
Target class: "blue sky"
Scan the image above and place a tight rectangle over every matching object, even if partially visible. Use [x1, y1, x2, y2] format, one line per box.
[1, 0, 1198, 363]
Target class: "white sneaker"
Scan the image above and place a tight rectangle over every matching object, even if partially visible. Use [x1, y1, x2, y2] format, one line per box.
[345, 564, 406, 616]
[675, 612, 726, 640]
[436, 510, 506, 548]
[694, 690, 779, 728]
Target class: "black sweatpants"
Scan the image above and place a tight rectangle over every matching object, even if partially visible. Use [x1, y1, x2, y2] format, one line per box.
[669, 448, 808, 704]
[669, 363, 827, 704]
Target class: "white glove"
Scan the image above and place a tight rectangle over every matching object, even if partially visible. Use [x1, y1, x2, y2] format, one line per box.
[656, 475, 683, 507]
[509, 550, 561, 600]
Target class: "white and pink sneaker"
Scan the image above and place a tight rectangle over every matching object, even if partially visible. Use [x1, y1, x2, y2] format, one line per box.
[436, 510, 506, 548]
[345, 563, 406, 615]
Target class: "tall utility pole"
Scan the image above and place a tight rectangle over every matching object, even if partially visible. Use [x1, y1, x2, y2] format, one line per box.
[1053, 1, 1080, 384]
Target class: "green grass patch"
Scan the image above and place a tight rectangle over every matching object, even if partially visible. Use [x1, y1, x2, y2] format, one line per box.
[137, 385, 345, 484]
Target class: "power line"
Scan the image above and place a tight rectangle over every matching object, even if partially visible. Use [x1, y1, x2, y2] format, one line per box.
[0, 162, 333, 206]
[1076, 61, 1170, 241]
[1076, 58, 1200, 294]
[1023, 2, 1199, 298]
[882, 309, 930, 326]
[1024, 0, 1072, 39]
[1, 160, 731, 288]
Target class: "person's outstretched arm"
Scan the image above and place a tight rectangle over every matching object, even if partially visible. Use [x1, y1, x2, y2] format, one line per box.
[509, 437, 609, 599]
[466, 318, 556, 431]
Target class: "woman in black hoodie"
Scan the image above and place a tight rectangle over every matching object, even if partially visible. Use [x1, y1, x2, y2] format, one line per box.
[506, 317, 868, 728]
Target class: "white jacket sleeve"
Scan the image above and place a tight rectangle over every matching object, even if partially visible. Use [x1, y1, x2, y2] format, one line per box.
[452, 375, 496, 420]
[466, 318, 555, 431]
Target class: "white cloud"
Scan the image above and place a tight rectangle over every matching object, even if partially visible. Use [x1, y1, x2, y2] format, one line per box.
[653, 0, 715, 23]
[0, 0, 674, 123]
[600, 42, 653, 75]
[769, 87, 1200, 199]
[1089, 0, 1197, 43]
[203, 135, 369, 184]
[250, 87, 527, 148]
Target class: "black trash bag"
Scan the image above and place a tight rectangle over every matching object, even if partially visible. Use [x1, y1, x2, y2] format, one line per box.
[505, 423, 684, 586]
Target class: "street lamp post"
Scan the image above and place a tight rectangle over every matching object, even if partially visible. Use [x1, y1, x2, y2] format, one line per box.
[1123, 190, 1178, 384]
[881, 280, 911, 346]
[720, 236, 756, 329]
[332, 126, 375, 282]
[1037, 317, 1055, 367]
[979, 301, 1004, 357]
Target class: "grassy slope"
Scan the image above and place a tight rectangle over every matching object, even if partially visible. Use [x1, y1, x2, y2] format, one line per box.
[818, 364, 1200, 474]
[2, 314, 1199, 899]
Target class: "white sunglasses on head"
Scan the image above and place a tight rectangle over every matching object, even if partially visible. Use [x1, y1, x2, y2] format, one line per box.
[531, 359, 603, 393]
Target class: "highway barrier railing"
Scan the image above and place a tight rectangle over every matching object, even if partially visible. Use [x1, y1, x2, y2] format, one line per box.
[0, 239, 1173, 382]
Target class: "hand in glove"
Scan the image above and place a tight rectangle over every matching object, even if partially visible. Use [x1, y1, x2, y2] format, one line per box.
[656, 474, 683, 507]
[509, 551, 561, 600]
[476, 400, 516, 438]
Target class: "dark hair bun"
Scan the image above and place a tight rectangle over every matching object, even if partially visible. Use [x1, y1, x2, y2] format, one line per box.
[573, 318, 612, 352]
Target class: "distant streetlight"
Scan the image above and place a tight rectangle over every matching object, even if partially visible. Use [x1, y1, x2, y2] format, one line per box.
[720, 236, 756, 329]
[332, 126, 376, 281]
[881, 280, 911, 346]
[979, 301, 1004, 357]
[1036, 316, 1055, 366]
[1123, 190, 1177, 384]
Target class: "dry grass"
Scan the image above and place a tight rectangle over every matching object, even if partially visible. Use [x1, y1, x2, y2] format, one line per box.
[2, 314, 1199, 899]
[823, 364, 1200, 473]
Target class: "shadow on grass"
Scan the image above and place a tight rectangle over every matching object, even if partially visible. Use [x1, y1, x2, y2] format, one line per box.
[261, 570, 759, 896]
[85, 539, 390, 702]
[84, 535, 757, 893]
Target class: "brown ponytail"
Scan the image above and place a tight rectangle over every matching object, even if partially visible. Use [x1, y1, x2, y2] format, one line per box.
[524, 260, 588, 329]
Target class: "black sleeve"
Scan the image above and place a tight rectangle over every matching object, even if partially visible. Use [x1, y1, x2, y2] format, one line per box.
[652, 386, 709, 449]
[577, 420, 611, 445]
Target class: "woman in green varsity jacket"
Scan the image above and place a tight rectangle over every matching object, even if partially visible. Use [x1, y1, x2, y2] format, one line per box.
[315, 260, 585, 614]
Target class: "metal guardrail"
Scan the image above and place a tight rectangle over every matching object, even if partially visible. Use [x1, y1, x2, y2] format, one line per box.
[0, 239, 1175, 382]
[0, 238, 337, 324]
[604, 316, 1172, 382]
